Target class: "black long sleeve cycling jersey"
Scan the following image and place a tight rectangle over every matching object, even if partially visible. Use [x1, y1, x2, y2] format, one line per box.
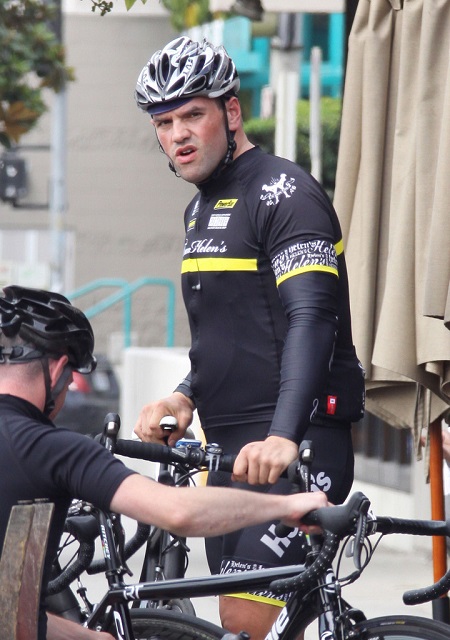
[0, 395, 135, 640]
[177, 146, 364, 443]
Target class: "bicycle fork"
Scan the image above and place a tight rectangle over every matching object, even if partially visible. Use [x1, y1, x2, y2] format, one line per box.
[261, 570, 347, 640]
[318, 568, 342, 640]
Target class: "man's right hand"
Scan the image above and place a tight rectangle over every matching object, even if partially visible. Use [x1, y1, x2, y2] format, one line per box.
[133, 392, 194, 446]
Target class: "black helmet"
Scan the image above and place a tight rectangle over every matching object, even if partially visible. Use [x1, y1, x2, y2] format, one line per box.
[0, 285, 96, 374]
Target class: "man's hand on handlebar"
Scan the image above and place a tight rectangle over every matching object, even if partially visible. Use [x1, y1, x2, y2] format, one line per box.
[283, 491, 329, 533]
[232, 435, 298, 485]
[133, 392, 194, 446]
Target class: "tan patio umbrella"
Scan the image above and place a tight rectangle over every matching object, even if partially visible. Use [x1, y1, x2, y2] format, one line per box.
[334, 0, 450, 620]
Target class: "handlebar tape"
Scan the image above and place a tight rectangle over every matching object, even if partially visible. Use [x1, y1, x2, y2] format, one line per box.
[87, 522, 151, 575]
[46, 541, 95, 595]
[269, 530, 339, 594]
[403, 568, 450, 605]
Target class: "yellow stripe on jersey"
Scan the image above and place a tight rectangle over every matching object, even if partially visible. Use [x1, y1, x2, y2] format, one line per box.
[181, 258, 258, 273]
[335, 238, 344, 256]
[276, 263, 338, 286]
[182, 240, 343, 279]
[275, 238, 343, 286]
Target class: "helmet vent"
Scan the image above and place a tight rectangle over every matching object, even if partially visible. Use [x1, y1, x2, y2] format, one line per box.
[135, 37, 240, 112]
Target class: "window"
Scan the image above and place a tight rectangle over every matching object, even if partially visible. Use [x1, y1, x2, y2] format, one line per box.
[352, 413, 413, 492]
[303, 14, 330, 60]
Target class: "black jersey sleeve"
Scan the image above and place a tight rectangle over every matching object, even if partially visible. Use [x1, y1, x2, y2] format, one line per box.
[174, 370, 196, 405]
[268, 271, 338, 443]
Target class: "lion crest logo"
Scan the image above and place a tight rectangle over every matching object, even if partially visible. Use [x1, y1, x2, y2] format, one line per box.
[260, 173, 296, 205]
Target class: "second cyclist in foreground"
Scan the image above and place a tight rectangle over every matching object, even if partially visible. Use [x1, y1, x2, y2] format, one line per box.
[0, 286, 329, 640]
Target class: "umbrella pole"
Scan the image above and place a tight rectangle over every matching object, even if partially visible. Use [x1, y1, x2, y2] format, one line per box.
[429, 417, 450, 622]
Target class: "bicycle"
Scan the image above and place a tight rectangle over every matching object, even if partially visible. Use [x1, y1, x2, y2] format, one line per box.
[133, 416, 201, 615]
[46, 415, 206, 622]
[47, 415, 450, 640]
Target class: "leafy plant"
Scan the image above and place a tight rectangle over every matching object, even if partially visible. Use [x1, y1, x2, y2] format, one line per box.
[159, 0, 211, 30]
[244, 97, 342, 196]
[0, 0, 74, 148]
[90, 0, 114, 15]
[89, 0, 212, 28]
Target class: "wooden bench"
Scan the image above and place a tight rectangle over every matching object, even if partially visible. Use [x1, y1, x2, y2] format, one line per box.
[0, 501, 54, 640]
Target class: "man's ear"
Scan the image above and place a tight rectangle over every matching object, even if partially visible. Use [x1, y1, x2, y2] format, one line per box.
[48, 355, 69, 389]
[226, 96, 242, 132]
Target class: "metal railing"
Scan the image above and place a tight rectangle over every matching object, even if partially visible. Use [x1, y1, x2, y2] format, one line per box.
[66, 277, 176, 348]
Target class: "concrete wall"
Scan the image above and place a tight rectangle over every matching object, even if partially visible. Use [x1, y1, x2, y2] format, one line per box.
[0, 4, 196, 354]
[64, 11, 196, 352]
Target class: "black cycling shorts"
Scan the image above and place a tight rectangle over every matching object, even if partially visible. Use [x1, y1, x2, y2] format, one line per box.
[204, 421, 354, 606]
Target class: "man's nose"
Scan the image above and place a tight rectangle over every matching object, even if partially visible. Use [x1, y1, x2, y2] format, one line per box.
[172, 119, 190, 141]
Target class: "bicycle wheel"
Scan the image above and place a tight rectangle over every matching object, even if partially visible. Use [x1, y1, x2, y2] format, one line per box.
[108, 608, 225, 640]
[353, 615, 450, 639]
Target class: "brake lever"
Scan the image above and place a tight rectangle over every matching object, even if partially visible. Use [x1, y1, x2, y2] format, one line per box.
[351, 511, 368, 571]
[349, 495, 373, 571]
[274, 440, 314, 538]
[101, 413, 121, 452]
[298, 440, 314, 492]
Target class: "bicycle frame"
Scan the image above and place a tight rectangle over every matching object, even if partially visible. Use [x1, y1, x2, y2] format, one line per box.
[135, 432, 201, 614]
[86, 559, 314, 638]
[139, 457, 191, 585]
[84, 506, 349, 640]
[50, 426, 450, 640]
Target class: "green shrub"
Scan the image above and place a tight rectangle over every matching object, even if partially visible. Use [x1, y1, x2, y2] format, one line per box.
[244, 97, 342, 196]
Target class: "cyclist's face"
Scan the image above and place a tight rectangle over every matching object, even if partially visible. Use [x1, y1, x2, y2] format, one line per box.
[152, 97, 229, 184]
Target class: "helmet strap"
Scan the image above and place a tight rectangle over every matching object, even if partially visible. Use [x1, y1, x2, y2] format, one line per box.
[220, 98, 237, 166]
[40, 357, 55, 417]
[40, 359, 72, 417]
[52, 363, 73, 398]
[198, 100, 236, 183]
[221, 97, 237, 167]
[223, 129, 237, 167]
[157, 138, 181, 178]
[168, 160, 180, 177]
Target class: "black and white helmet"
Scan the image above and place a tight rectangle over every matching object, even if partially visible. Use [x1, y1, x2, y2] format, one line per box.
[135, 36, 240, 115]
[0, 285, 96, 374]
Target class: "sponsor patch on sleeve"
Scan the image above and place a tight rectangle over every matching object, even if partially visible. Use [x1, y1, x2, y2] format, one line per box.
[271, 240, 339, 285]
